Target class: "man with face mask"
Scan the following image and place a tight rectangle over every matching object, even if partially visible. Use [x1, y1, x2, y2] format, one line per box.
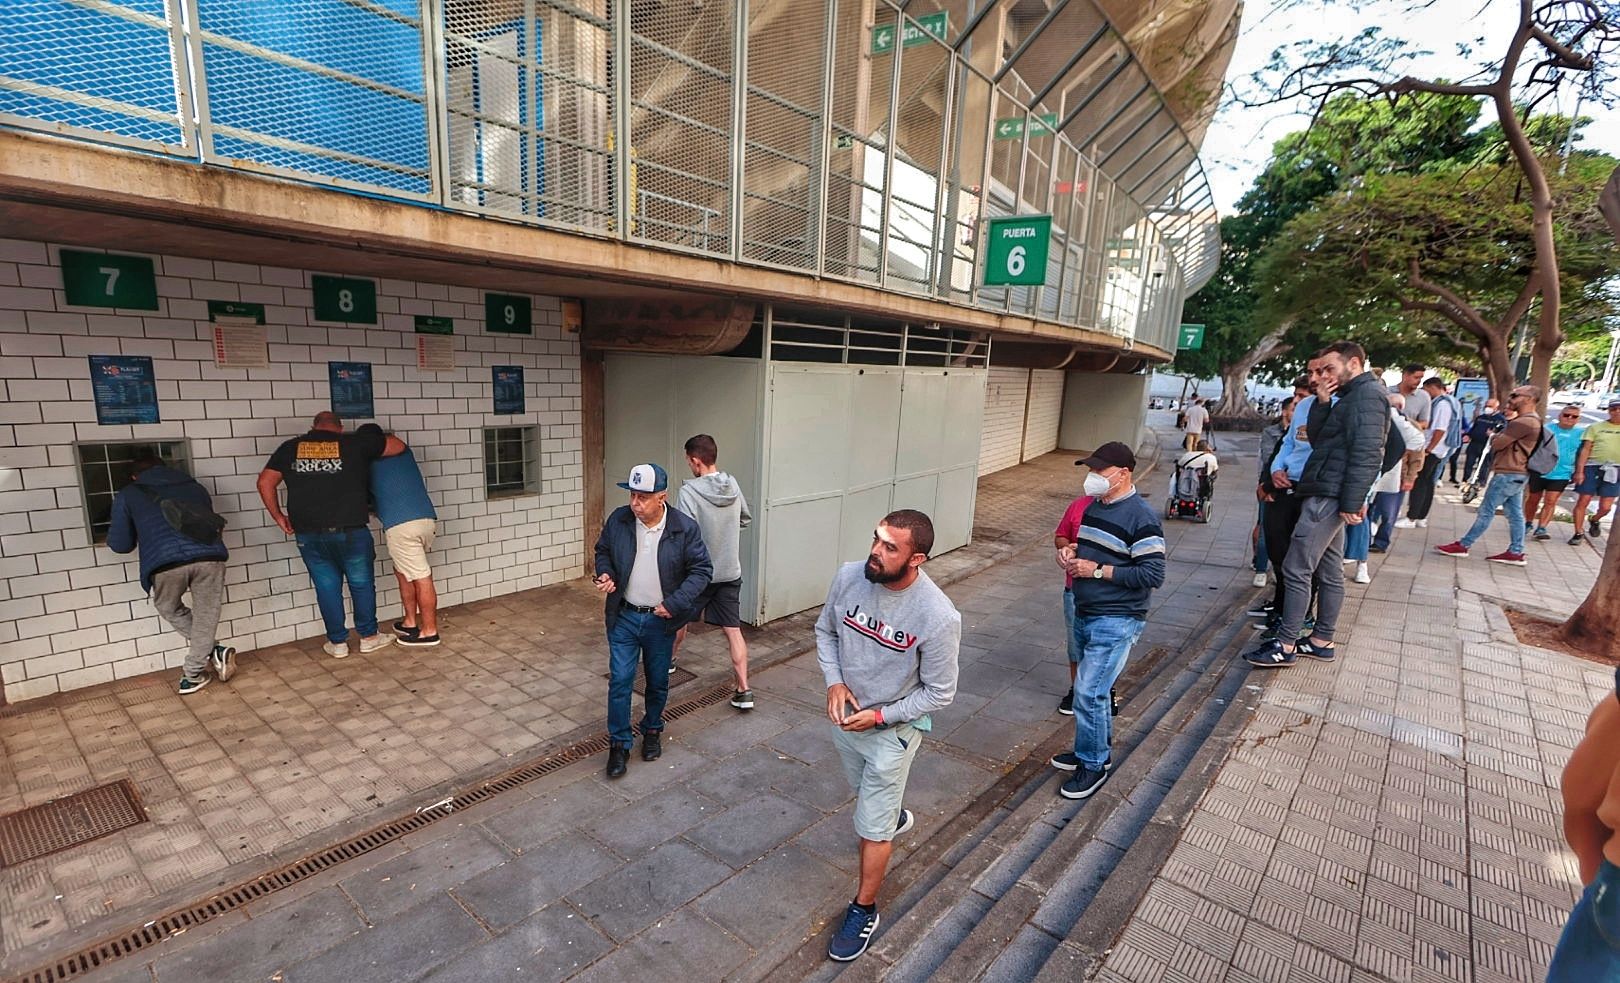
[1050, 442, 1167, 801]
[1245, 341, 1388, 669]
[817, 510, 960, 962]
[1436, 385, 1543, 565]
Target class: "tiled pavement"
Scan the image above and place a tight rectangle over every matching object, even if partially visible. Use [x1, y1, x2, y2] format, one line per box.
[0, 425, 1161, 974]
[1097, 465, 1609, 982]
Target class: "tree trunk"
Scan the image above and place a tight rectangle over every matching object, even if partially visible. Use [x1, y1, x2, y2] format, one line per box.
[1558, 534, 1620, 660]
[1212, 321, 1294, 418]
[1482, 329, 1516, 404]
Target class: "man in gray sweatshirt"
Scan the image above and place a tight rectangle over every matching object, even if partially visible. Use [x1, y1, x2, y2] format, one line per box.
[817, 509, 961, 962]
[674, 434, 755, 709]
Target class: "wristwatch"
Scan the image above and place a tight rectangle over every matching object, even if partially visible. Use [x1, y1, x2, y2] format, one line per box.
[1091, 566, 1105, 579]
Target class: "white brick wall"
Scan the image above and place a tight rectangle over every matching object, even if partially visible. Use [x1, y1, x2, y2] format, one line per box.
[1021, 368, 1064, 461]
[978, 366, 1028, 476]
[0, 239, 584, 702]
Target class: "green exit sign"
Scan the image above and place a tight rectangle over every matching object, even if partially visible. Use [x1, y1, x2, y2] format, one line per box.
[983, 215, 1051, 287]
[993, 113, 1059, 141]
[1177, 323, 1206, 350]
[871, 11, 947, 53]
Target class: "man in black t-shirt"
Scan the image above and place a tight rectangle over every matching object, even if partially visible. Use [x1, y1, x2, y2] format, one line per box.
[258, 412, 405, 658]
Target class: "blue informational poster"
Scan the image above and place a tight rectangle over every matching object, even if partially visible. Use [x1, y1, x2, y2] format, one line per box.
[328, 361, 374, 419]
[493, 365, 525, 415]
[1454, 377, 1491, 424]
[88, 355, 159, 425]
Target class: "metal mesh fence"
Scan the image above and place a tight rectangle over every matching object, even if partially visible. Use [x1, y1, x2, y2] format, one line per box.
[1, 0, 1225, 349]
[0, 0, 191, 152]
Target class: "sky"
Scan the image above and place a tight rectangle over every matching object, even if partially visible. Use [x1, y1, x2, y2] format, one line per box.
[1201, 0, 1620, 216]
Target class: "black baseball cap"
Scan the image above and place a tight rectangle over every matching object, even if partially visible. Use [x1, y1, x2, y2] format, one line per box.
[1077, 441, 1137, 471]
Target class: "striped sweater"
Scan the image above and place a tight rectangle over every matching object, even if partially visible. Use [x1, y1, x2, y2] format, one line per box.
[1071, 489, 1167, 619]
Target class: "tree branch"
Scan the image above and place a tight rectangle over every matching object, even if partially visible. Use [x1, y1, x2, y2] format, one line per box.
[1405, 257, 1502, 336]
[1529, 25, 1598, 69]
[1382, 76, 1499, 97]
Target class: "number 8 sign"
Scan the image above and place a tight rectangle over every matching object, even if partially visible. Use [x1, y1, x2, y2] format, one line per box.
[983, 215, 1051, 286]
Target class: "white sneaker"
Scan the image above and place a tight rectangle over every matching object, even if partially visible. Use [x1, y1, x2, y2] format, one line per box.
[1251, 571, 1268, 587]
[1354, 562, 1371, 584]
[358, 634, 393, 653]
[323, 641, 350, 659]
[1394, 518, 1417, 529]
[1415, 519, 1428, 528]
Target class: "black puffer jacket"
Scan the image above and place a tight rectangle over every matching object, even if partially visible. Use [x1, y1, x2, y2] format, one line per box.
[1298, 370, 1390, 512]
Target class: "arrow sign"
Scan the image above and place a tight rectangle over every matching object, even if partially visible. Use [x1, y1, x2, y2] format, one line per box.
[871, 11, 948, 53]
[993, 113, 1059, 141]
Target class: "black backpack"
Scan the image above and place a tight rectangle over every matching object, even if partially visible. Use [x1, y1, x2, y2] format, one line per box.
[135, 483, 227, 546]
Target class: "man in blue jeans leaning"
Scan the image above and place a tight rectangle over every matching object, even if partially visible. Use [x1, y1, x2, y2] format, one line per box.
[1050, 441, 1166, 800]
[258, 412, 406, 658]
[593, 463, 711, 779]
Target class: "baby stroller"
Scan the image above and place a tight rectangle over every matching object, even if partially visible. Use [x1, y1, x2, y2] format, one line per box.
[1165, 452, 1216, 523]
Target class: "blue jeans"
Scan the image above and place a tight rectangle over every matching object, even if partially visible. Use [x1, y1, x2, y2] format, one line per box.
[1061, 587, 1080, 662]
[1369, 491, 1403, 550]
[1548, 860, 1620, 981]
[1344, 515, 1370, 562]
[1253, 501, 1269, 573]
[295, 528, 377, 643]
[1070, 614, 1144, 769]
[1460, 473, 1527, 554]
[606, 608, 675, 748]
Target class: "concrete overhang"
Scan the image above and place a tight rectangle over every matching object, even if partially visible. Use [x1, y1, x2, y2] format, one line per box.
[0, 131, 1171, 364]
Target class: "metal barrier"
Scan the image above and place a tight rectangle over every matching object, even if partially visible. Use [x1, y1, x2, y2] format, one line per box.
[0, 0, 1224, 355]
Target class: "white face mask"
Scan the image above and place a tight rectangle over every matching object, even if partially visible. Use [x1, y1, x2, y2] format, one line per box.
[1083, 471, 1113, 498]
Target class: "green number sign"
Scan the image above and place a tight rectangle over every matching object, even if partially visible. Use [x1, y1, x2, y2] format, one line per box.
[1177, 324, 1206, 350]
[485, 293, 532, 334]
[311, 275, 377, 324]
[983, 215, 1051, 286]
[871, 10, 948, 53]
[61, 250, 159, 310]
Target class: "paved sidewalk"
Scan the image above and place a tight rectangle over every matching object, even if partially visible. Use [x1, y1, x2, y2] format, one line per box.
[1098, 471, 1608, 982]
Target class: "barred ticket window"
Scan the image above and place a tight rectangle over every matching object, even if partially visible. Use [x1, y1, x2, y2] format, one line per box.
[75, 441, 191, 544]
[483, 427, 539, 499]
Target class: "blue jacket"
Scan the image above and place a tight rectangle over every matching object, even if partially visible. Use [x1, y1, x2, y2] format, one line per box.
[593, 505, 712, 634]
[106, 466, 229, 592]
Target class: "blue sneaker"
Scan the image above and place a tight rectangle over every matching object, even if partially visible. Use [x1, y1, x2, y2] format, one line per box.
[1243, 639, 1296, 669]
[1296, 637, 1336, 662]
[828, 903, 879, 961]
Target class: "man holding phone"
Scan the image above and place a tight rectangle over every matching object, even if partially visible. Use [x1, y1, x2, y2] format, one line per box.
[817, 510, 961, 962]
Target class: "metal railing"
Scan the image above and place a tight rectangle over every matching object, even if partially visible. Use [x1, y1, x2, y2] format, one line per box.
[0, 0, 1223, 355]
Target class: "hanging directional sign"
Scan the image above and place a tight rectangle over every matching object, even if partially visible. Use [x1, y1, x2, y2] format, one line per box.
[871, 11, 948, 53]
[993, 113, 1059, 141]
[983, 215, 1051, 287]
[1177, 323, 1206, 350]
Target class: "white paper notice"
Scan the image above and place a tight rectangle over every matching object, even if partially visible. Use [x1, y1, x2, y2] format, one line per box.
[213, 318, 268, 368]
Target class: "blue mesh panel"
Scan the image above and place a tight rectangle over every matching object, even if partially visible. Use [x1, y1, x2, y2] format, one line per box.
[0, 0, 184, 146]
[210, 133, 429, 194]
[195, 0, 425, 92]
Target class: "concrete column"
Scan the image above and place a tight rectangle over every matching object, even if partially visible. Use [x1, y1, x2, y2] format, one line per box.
[1058, 370, 1149, 452]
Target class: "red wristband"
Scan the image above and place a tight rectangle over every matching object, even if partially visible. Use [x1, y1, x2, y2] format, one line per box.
[873, 707, 885, 726]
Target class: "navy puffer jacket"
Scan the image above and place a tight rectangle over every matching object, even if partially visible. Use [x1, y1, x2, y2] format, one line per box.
[1298, 370, 1391, 513]
[105, 466, 229, 591]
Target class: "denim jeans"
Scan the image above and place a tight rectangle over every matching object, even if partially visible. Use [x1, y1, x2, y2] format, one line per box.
[1460, 473, 1527, 554]
[1061, 587, 1080, 662]
[606, 608, 675, 748]
[1070, 614, 1144, 769]
[295, 528, 377, 643]
[1344, 514, 1370, 562]
[1369, 491, 1403, 551]
[1547, 859, 1620, 981]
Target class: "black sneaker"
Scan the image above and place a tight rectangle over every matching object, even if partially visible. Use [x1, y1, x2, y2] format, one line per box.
[1049, 752, 1111, 772]
[392, 621, 419, 637]
[606, 745, 628, 778]
[1591, 516, 1605, 539]
[1368, 544, 1387, 553]
[1254, 613, 1281, 634]
[1111, 688, 1121, 717]
[1246, 601, 1276, 619]
[828, 903, 879, 961]
[1243, 639, 1297, 669]
[1534, 527, 1551, 541]
[1296, 637, 1336, 662]
[642, 732, 662, 762]
[894, 808, 915, 836]
[397, 633, 441, 647]
[730, 689, 754, 711]
[1571, 533, 1586, 546]
[1057, 692, 1074, 715]
[1059, 766, 1110, 800]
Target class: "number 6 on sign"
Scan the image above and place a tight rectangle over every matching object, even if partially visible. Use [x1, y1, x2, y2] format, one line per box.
[983, 215, 1051, 286]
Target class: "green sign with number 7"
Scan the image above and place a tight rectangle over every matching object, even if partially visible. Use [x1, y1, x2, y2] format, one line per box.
[61, 250, 159, 310]
[486, 293, 533, 334]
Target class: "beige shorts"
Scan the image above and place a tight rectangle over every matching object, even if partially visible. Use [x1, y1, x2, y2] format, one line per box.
[385, 518, 437, 581]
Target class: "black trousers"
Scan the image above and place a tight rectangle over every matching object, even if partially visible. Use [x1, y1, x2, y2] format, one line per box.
[1407, 455, 1443, 520]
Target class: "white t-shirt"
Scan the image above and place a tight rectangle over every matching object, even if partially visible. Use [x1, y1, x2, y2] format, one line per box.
[1427, 395, 1456, 458]
[624, 507, 667, 607]
[1184, 404, 1209, 435]
[1178, 450, 1219, 474]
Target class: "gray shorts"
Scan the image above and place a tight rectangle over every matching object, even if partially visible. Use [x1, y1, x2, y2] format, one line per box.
[832, 720, 923, 841]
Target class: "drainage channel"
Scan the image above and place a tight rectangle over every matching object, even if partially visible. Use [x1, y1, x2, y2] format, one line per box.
[3, 681, 740, 983]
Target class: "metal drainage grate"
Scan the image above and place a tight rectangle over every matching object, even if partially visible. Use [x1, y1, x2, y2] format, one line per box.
[0, 780, 146, 867]
[603, 665, 697, 694]
[3, 681, 739, 983]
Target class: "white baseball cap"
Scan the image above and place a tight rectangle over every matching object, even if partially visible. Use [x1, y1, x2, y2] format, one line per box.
[617, 463, 668, 493]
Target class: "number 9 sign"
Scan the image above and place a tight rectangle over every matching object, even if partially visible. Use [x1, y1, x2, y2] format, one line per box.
[486, 293, 533, 334]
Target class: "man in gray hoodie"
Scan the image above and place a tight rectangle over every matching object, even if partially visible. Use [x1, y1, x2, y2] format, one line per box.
[675, 434, 755, 709]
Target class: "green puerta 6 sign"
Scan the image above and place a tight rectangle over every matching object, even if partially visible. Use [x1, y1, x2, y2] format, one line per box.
[870, 10, 948, 53]
[983, 215, 1051, 286]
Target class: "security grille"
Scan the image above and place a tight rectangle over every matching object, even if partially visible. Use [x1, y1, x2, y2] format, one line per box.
[74, 440, 191, 545]
[0, 0, 193, 153]
[739, 0, 825, 270]
[766, 306, 987, 368]
[483, 425, 538, 497]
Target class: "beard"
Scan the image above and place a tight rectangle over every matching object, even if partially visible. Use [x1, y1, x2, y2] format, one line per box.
[863, 556, 904, 583]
